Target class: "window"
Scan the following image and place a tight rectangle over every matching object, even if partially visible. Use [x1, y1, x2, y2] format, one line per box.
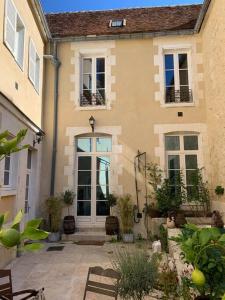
[29, 39, 40, 92]
[164, 52, 192, 103]
[81, 57, 105, 106]
[165, 134, 199, 199]
[3, 154, 11, 186]
[4, 0, 25, 68]
[109, 19, 126, 27]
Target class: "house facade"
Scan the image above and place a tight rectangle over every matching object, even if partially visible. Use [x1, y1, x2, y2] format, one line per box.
[41, 2, 222, 234]
[0, 0, 49, 266]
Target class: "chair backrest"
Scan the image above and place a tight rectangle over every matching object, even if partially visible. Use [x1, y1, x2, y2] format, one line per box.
[83, 266, 120, 300]
[0, 270, 12, 300]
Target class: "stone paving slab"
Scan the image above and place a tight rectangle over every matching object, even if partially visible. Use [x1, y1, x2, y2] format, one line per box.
[6, 242, 159, 300]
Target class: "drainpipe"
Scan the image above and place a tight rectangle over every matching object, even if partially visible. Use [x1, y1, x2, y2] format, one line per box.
[44, 41, 61, 196]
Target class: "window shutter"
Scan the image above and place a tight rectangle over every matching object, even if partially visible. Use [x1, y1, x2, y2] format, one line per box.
[29, 40, 36, 84]
[4, 0, 16, 53]
[35, 56, 40, 91]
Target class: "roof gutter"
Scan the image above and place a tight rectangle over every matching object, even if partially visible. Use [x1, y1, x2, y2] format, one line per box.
[51, 28, 195, 43]
[194, 0, 211, 33]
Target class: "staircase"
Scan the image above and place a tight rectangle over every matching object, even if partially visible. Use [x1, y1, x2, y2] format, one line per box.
[62, 227, 112, 243]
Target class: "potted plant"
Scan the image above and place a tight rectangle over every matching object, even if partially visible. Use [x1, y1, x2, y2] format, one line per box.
[105, 194, 119, 235]
[117, 195, 134, 243]
[61, 190, 75, 234]
[45, 196, 62, 242]
[171, 224, 225, 299]
[113, 249, 158, 300]
[215, 185, 224, 196]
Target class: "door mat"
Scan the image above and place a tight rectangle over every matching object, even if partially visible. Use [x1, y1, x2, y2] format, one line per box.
[74, 241, 105, 246]
[47, 246, 64, 251]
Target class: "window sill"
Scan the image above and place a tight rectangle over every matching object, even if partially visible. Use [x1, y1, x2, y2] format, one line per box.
[75, 105, 110, 111]
[0, 189, 17, 197]
[161, 102, 195, 108]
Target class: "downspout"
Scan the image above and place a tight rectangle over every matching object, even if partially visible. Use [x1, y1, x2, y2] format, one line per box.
[44, 41, 61, 196]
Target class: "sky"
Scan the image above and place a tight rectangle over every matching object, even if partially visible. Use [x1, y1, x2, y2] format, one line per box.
[41, 0, 203, 13]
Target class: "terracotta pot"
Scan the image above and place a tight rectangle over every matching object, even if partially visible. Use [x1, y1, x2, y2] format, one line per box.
[175, 212, 187, 228]
[105, 216, 119, 235]
[63, 216, 75, 234]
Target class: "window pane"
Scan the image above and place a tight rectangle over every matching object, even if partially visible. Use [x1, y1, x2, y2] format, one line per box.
[83, 74, 92, 90]
[96, 58, 105, 73]
[4, 172, 10, 185]
[96, 201, 110, 216]
[96, 185, 110, 200]
[77, 201, 91, 216]
[97, 89, 105, 101]
[179, 54, 188, 69]
[96, 138, 112, 152]
[184, 136, 198, 150]
[96, 74, 105, 89]
[4, 155, 10, 171]
[77, 138, 91, 152]
[165, 70, 175, 86]
[187, 186, 198, 200]
[27, 150, 32, 169]
[78, 157, 91, 170]
[179, 70, 189, 85]
[77, 186, 91, 200]
[96, 171, 110, 185]
[168, 170, 181, 184]
[168, 155, 180, 169]
[78, 171, 91, 185]
[186, 170, 198, 185]
[83, 58, 92, 73]
[185, 155, 198, 169]
[165, 54, 174, 69]
[96, 156, 110, 170]
[180, 86, 191, 102]
[165, 136, 180, 151]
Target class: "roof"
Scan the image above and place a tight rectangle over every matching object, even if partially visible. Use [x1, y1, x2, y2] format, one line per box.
[46, 5, 202, 39]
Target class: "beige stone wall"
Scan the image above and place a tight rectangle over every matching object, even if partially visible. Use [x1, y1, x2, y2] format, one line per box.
[200, 0, 225, 217]
[42, 36, 207, 230]
[0, 0, 45, 127]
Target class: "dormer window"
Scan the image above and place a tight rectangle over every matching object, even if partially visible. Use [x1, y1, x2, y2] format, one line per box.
[109, 19, 126, 28]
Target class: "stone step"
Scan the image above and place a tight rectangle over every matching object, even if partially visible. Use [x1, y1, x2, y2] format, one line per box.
[76, 227, 105, 233]
[62, 231, 113, 243]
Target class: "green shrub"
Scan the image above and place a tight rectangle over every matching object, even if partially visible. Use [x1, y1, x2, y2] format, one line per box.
[117, 195, 134, 234]
[159, 225, 168, 252]
[113, 249, 158, 300]
[45, 196, 62, 232]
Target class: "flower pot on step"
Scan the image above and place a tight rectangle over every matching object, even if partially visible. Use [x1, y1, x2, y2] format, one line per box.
[105, 216, 119, 235]
[48, 232, 61, 242]
[122, 233, 134, 243]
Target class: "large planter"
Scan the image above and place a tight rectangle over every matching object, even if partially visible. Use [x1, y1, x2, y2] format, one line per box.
[48, 232, 61, 242]
[122, 233, 134, 243]
[148, 209, 161, 218]
[105, 216, 119, 235]
[175, 212, 187, 228]
[63, 216, 75, 234]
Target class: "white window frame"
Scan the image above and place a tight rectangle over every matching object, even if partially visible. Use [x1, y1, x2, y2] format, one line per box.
[28, 39, 40, 93]
[165, 133, 199, 195]
[3, 154, 12, 188]
[80, 56, 106, 107]
[163, 49, 192, 104]
[4, 0, 25, 70]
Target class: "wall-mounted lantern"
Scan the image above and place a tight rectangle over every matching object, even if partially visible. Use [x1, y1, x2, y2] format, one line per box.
[33, 131, 44, 147]
[89, 116, 95, 133]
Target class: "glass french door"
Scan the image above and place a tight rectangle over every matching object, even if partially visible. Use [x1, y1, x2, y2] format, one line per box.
[75, 136, 112, 226]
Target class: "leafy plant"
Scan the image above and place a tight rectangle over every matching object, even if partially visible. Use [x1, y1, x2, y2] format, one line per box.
[107, 193, 118, 216]
[45, 196, 62, 232]
[117, 195, 134, 234]
[156, 172, 186, 215]
[158, 269, 179, 299]
[61, 190, 75, 215]
[0, 210, 48, 251]
[146, 162, 162, 192]
[0, 129, 28, 161]
[171, 224, 225, 299]
[215, 185, 224, 196]
[113, 249, 158, 300]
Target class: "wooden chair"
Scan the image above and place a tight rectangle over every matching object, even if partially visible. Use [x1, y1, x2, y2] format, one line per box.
[0, 270, 42, 300]
[83, 266, 120, 300]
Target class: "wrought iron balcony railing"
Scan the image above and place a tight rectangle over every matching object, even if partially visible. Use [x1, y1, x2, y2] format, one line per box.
[165, 88, 193, 104]
[80, 91, 106, 107]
